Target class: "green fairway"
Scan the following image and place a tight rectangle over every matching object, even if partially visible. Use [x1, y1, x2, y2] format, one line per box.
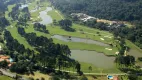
[7, 26, 34, 50]
[54, 39, 117, 55]
[5, 4, 15, 19]
[0, 76, 13, 80]
[80, 62, 121, 73]
[64, 62, 121, 73]
[47, 8, 64, 21]
[25, 24, 51, 38]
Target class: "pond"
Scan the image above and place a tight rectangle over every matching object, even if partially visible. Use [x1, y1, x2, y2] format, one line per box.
[52, 35, 109, 46]
[39, 7, 53, 25]
[70, 50, 115, 68]
[19, 4, 29, 9]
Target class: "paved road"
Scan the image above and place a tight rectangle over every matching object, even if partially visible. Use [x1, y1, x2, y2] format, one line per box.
[0, 69, 16, 78]
[55, 69, 127, 76]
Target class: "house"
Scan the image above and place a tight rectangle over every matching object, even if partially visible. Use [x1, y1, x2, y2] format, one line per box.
[71, 13, 96, 22]
[0, 55, 14, 67]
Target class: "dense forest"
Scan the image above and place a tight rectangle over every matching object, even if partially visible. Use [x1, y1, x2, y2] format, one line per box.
[50, 0, 142, 21]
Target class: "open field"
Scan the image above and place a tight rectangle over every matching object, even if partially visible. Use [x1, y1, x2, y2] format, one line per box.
[0, 76, 13, 80]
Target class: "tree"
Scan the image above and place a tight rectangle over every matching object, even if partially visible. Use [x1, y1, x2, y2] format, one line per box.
[0, 60, 8, 68]
[88, 66, 92, 73]
[75, 62, 81, 73]
[53, 19, 57, 25]
[58, 19, 74, 31]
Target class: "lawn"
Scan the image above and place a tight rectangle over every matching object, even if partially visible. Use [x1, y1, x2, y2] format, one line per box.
[63, 62, 121, 73]
[0, 76, 13, 80]
[47, 8, 64, 21]
[23, 71, 50, 80]
[25, 24, 51, 38]
[5, 4, 15, 19]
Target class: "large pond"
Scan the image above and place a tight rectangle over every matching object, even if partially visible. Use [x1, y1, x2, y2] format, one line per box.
[70, 50, 115, 68]
[39, 7, 53, 25]
[19, 4, 30, 9]
[52, 35, 109, 46]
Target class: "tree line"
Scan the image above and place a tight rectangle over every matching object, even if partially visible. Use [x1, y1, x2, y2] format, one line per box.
[9, 4, 30, 26]
[3, 27, 78, 76]
[50, 0, 142, 21]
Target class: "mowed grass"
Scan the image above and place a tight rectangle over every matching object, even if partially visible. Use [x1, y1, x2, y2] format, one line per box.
[47, 9, 64, 21]
[47, 24, 113, 44]
[7, 25, 34, 50]
[53, 39, 118, 55]
[64, 62, 121, 73]
[5, 4, 15, 19]
[0, 76, 13, 80]
[80, 62, 121, 73]
[25, 24, 51, 38]
[23, 71, 50, 80]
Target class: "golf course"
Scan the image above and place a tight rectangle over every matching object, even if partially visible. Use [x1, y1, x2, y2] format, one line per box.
[4, 0, 142, 76]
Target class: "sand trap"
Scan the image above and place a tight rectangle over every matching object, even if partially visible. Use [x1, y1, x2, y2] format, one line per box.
[115, 52, 119, 55]
[105, 48, 112, 51]
[0, 45, 2, 51]
[100, 38, 104, 40]
[11, 26, 13, 28]
[104, 36, 112, 38]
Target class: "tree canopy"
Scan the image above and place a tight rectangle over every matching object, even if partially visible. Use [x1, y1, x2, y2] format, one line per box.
[50, 0, 142, 21]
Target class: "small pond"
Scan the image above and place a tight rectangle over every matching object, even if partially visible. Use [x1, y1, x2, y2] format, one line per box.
[70, 50, 115, 68]
[52, 35, 109, 46]
[39, 7, 53, 25]
[19, 4, 29, 9]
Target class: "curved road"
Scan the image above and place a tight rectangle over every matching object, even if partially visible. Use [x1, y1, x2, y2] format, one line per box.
[55, 69, 127, 76]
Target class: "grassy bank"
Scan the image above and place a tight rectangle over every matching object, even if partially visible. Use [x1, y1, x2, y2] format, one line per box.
[0, 76, 13, 80]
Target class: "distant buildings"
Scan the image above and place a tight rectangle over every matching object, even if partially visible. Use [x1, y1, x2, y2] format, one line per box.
[71, 13, 125, 28]
[107, 21, 125, 28]
[71, 13, 97, 22]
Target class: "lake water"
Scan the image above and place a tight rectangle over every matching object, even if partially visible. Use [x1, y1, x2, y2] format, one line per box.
[70, 50, 115, 68]
[52, 35, 109, 46]
[19, 4, 29, 9]
[39, 7, 53, 25]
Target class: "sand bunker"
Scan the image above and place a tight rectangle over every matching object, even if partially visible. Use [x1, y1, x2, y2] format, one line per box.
[100, 38, 104, 40]
[105, 48, 112, 51]
[104, 36, 112, 38]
